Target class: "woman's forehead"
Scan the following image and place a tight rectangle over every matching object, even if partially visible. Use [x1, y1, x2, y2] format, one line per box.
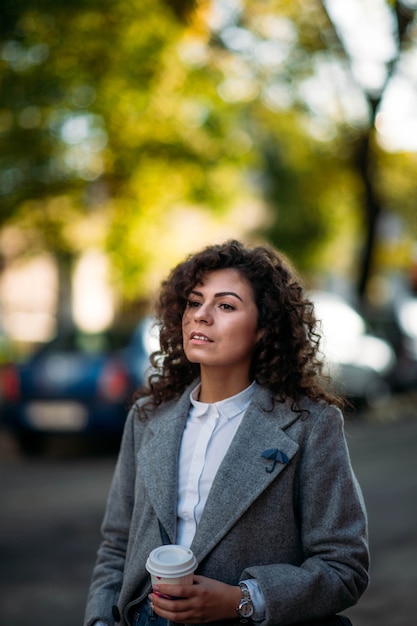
[191, 268, 250, 288]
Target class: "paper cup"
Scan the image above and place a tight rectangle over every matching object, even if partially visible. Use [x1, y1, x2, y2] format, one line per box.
[146, 545, 197, 586]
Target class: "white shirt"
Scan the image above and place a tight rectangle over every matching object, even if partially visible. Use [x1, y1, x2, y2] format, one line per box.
[176, 381, 256, 547]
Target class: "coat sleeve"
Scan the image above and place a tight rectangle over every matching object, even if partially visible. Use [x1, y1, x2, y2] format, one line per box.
[242, 406, 370, 625]
[84, 406, 139, 626]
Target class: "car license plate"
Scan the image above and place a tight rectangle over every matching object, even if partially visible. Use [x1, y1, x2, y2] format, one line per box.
[25, 401, 88, 431]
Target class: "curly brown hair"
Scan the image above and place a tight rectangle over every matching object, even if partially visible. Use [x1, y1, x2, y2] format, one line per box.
[135, 239, 343, 418]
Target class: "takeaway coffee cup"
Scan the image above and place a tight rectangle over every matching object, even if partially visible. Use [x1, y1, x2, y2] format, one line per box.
[146, 545, 198, 586]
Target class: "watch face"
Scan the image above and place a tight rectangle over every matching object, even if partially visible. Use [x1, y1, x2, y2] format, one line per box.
[239, 601, 254, 618]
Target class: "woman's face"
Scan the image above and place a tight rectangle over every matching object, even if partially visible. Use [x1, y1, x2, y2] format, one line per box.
[182, 268, 263, 378]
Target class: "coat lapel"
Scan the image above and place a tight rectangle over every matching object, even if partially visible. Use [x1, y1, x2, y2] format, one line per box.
[137, 387, 192, 544]
[191, 387, 299, 562]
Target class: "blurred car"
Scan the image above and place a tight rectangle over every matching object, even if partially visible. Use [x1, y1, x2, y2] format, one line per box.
[367, 294, 417, 391]
[391, 296, 417, 389]
[311, 291, 397, 407]
[0, 316, 159, 455]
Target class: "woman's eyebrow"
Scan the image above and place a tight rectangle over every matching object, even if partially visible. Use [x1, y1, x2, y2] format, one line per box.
[215, 291, 243, 301]
[190, 289, 243, 302]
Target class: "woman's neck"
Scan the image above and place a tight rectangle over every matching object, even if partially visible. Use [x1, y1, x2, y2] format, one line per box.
[198, 369, 252, 403]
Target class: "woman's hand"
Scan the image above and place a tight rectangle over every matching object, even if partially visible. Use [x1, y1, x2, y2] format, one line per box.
[149, 575, 241, 624]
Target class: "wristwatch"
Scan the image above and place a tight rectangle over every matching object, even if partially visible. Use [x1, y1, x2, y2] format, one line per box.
[236, 581, 254, 623]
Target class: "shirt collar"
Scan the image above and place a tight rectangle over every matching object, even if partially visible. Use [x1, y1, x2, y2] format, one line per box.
[189, 381, 257, 421]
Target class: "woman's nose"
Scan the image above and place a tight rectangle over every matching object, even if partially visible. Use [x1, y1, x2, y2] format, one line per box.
[194, 304, 212, 323]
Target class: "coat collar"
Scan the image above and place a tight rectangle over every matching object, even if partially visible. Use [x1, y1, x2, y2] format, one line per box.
[137, 383, 300, 563]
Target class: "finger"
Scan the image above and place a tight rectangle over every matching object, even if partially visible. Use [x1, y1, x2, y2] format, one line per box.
[150, 592, 189, 612]
[152, 589, 183, 600]
[192, 575, 204, 583]
[154, 583, 194, 599]
[150, 597, 196, 623]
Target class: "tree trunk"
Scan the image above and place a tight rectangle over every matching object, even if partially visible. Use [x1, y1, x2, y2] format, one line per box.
[56, 252, 75, 334]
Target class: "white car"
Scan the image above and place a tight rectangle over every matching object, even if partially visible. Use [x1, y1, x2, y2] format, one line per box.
[311, 291, 397, 407]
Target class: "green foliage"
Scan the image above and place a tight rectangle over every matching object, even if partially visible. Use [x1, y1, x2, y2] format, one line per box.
[1, 0, 416, 305]
[0, 0, 257, 297]
[375, 150, 417, 228]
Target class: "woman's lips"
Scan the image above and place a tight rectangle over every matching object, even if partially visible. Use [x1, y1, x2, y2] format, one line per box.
[190, 332, 212, 342]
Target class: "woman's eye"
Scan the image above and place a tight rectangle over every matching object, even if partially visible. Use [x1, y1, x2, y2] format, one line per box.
[219, 303, 235, 311]
[187, 300, 200, 308]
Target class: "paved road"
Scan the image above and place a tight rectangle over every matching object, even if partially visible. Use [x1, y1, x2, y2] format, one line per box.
[0, 395, 416, 626]
[342, 397, 417, 626]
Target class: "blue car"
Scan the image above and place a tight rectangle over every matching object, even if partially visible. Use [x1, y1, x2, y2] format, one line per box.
[0, 317, 159, 455]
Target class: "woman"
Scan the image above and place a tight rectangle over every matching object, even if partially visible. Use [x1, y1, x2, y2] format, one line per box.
[84, 240, 369, 626]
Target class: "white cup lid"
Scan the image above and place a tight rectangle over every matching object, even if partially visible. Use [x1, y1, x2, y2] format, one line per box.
[146, 545, 197, 578]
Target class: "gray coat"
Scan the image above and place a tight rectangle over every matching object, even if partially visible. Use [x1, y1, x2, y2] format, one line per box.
[84, 384, 369, 626]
